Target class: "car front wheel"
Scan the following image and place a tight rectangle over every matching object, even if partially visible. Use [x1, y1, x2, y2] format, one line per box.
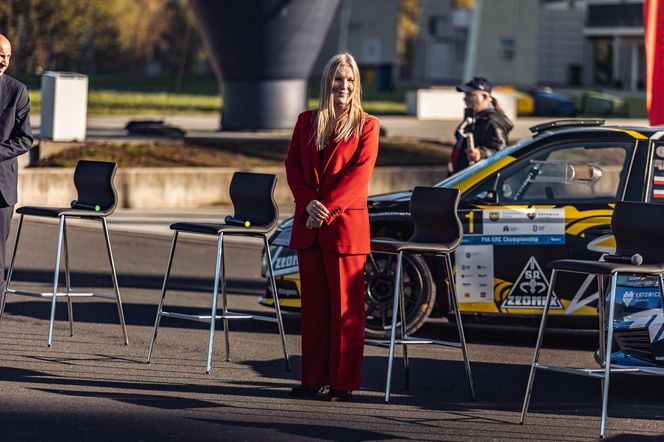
[364, 251, 435, 339]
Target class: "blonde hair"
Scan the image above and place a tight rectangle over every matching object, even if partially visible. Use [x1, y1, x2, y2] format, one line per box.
[315, 53, 365, 151]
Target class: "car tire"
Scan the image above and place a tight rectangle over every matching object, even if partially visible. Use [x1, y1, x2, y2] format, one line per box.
[364, 250, 436, 339]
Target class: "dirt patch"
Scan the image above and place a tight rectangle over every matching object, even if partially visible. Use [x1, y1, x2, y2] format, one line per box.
[34, 138, 452, 168]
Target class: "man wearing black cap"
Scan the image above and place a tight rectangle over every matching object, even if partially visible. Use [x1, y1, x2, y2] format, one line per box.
[449, 76, 513, 175]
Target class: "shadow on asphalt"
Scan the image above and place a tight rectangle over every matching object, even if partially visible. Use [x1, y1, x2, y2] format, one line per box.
[422, 320, 599, 351]
[192, 417, 401, 441]
[10, 269, 265, 295]
[3, 297, 601, 344]
[3, 354, 664, 437]
[3, 301, 301, 335]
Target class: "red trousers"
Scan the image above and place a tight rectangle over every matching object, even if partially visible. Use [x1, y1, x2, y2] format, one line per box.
[297, 245, 366, 391]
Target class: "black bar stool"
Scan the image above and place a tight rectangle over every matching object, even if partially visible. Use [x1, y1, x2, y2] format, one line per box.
[366, 186, 475, 402]
[146, 172, 290, 374]
[0, 160, 128, 347]
[520, 201, 664, 438]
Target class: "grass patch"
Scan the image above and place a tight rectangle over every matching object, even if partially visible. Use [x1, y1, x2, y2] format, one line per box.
[34, 138, 451, 168]
[88, 91, 221, 115]
[27, 78, 408, 116]
[29, 90, 221, 116]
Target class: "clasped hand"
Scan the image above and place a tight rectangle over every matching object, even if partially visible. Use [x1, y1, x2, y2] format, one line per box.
[305, 200, 330, 229]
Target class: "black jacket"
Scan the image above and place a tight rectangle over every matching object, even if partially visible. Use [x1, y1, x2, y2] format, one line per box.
[0, 74, 33, 205]
[451, 108, 513, 173]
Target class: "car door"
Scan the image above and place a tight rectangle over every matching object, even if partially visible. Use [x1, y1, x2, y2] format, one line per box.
[455, 135, 639, 318]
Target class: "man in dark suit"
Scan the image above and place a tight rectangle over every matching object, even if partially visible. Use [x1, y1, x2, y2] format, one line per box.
[0, 34, 33, 292]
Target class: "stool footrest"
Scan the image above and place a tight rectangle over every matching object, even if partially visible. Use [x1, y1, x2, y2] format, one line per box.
[159, 311, 211, 323]
[366, 337, 463, 348]
[6, 288, 116, 300]
[534, 362, 656, 378]
[228, 311, 278, 323]
[159, 310, 279, 324]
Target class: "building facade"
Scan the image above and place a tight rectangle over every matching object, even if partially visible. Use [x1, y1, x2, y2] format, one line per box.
[312, 0, 646, 91]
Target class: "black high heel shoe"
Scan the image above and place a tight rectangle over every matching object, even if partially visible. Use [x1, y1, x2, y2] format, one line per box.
[289, 384, 325, 398]
[327, 389, 352, 402]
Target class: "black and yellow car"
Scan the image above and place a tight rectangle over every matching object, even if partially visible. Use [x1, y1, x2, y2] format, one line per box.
[261, 120, 664, 364]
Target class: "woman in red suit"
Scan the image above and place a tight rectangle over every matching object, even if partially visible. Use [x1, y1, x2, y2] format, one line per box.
[285, 53, 380, 402]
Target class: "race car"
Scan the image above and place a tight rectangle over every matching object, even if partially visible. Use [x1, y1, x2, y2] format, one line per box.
[260, 119, 664, 366]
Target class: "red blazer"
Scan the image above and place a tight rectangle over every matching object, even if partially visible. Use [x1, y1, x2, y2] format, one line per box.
[285, 110, 380, 254]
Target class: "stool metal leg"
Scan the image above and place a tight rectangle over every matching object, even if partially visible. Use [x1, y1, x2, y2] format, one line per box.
[102, 218, 128, 345]
[597, 275, 606, 366]
[445, 254, 475, 400]
[147, 231, 179, 363]
[385, 250, 404, 402]
[206, 233, 224, 374]
[63, 218, 74, 337]
[597, 275, 607, 400]
[0, 214, 24, 321]
[399, 254, 410, 390]
[220, 233, 231, 362]
[520, 269, 558, 424]
[48, 216, 66, 347]
[263, 235, 290, 370]
[600, 273, 618, 439]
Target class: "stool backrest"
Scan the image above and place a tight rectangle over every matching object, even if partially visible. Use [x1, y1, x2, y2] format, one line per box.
[229, 172, 278, 229]
[612, 201, 664, 264]
[73, 160, 118, 215]
[408, 186, 462, 249]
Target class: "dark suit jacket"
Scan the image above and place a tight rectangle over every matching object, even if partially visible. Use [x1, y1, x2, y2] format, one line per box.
[0, 74, 33, 205]
[285, 110, 380, 254]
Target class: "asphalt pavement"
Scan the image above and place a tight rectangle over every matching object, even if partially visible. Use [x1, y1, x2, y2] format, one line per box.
[1, 220, 664, 441]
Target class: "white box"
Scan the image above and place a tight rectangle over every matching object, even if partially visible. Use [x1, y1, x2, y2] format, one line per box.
[406, 87, 517, 121]
[40, 72, 88, 141]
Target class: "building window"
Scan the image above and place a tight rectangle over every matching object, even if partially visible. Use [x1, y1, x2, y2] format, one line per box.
[428, 16, 449, 38]
[454, 28, 468, 62]
[500, 37, 515, 61]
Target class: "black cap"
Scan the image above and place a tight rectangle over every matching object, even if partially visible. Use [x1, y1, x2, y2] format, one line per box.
[456, 77, 492, 93]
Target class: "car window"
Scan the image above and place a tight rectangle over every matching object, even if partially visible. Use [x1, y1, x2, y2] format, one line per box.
[466, 142, 632, 204]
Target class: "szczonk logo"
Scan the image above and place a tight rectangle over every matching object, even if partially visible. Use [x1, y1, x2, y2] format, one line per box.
[501, 256, 562, 310]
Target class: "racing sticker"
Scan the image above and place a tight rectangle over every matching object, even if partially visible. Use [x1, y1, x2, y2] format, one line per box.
[500, 256, 563, 309]
[653, 145, 664, 172]
[653, 146, 664, 199]
[271, 247, 300, 276]
[455, 245, 494, 303]
[461, 208, 565, 246]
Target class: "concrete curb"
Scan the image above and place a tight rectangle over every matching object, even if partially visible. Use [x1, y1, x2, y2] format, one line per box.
[17, 166, 447, 209]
